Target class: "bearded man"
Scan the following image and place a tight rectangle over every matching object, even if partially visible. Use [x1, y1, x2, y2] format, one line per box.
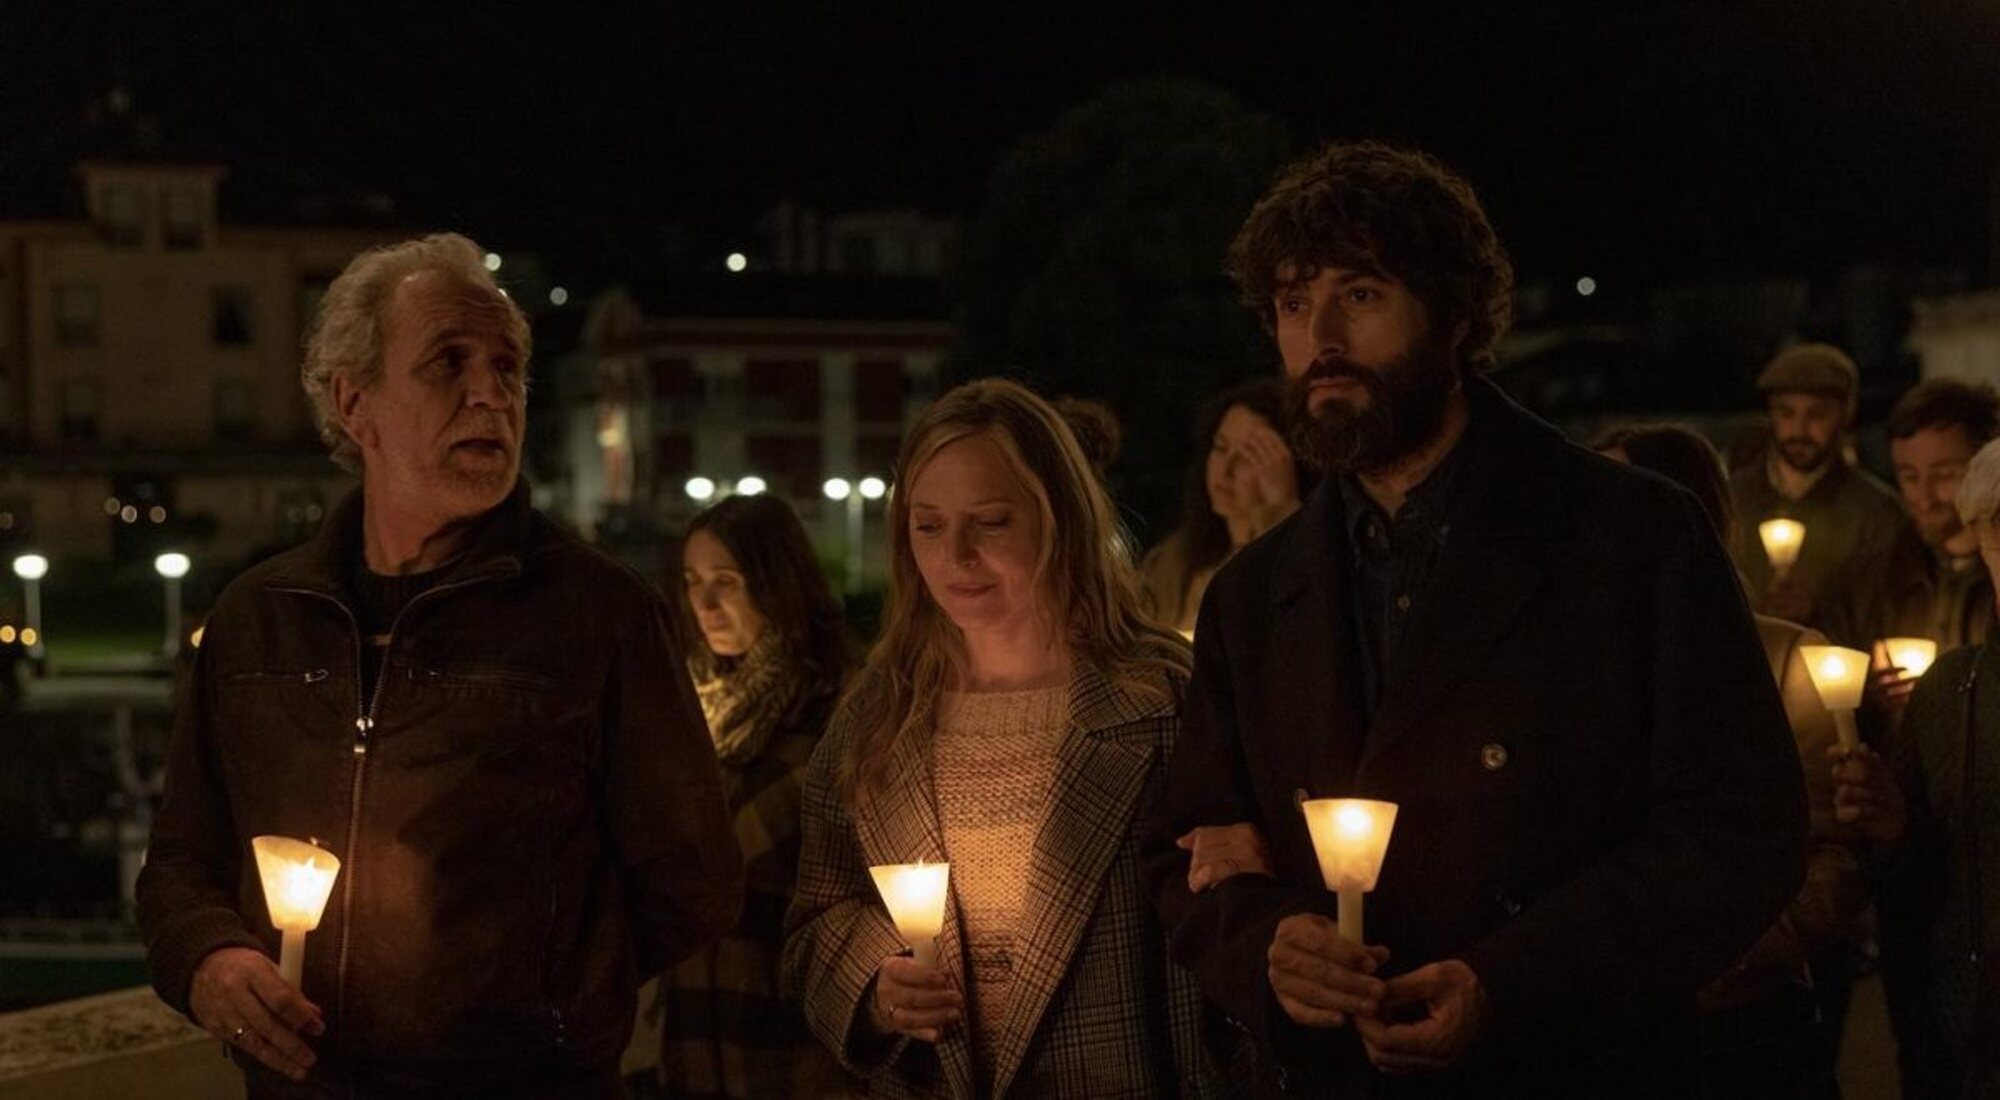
[1728, 343, 1908, 629]
[1146, 143, 1806, 1097]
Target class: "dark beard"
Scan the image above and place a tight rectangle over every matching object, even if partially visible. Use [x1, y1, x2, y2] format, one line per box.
[1284, 333, 1460, 476]
[1776, 438, 1833, 474]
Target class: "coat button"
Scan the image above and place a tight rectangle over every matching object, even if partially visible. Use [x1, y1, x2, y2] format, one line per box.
[1480, 743, 1510, 771]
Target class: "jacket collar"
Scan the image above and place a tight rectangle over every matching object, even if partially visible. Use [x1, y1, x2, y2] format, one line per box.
[263, 478, 536, 599]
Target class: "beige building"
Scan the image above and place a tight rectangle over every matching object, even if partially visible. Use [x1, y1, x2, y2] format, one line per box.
[0, 161, 397, 565]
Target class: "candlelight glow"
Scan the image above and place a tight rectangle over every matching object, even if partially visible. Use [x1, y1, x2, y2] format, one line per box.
[252, 836, 341, 932]
[1300, 798, 1398, 893]
[1881, 637, 1937, 679]
[869, 861, 949, 942]
[1758, 519, 1805, 571]
[1799, 645, 1869, 712]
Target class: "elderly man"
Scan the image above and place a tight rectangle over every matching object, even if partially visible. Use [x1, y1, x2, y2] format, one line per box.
[1728, 343, 1909, 630]
[1148, 142, 1804, 1096]
[1837, 433, 2000, 1099]
[136, 234, 742, 1097]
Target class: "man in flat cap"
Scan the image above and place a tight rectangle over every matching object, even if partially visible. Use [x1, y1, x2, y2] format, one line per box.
[1728, 343, 1909, 632]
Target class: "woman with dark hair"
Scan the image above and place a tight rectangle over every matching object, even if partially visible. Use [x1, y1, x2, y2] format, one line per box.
[658, 493, 857, 1098]
[1596, 424, 1868, 1099]
[1140, 379, 1314, 634]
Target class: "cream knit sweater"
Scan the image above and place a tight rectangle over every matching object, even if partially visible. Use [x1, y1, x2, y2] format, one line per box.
[932, 685, 1068, 1086]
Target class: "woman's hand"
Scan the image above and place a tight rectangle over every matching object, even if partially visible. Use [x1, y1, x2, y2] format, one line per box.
[869, 954, 962, 1043]
[1177, 822, 1276, 892]
[1233, 422, 1301, 534]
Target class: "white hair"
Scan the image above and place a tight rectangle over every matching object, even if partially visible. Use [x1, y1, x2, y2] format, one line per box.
[300, 233, 530, 472]
[1956, 436, 2000, 526]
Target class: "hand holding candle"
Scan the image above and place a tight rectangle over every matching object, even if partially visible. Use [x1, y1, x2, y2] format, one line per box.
[1759, 519, 1805, 578]
[252, 836, 341, 988]
[868, 861, 949, 969]
[1878, 637, 1937, 680]
[1300, 799, 1398, 944]
[1799, 645, 1869, 752]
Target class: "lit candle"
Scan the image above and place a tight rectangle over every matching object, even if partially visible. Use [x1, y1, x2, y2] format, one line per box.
[1299, 798, 1398, 944]
[251, 836, 341, 988]
[1879, 637, 1938, 680]
[1799, 644, 1869, 751]
[868, 861, 950, 969]
[1758, 519, 1805, 577]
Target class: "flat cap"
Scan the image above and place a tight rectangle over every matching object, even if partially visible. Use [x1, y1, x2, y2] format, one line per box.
[1757, 343, 1858, 401]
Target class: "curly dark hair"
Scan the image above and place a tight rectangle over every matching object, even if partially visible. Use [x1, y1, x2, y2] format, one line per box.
[1226, 141, 1515, 374]
[1886, 377, 2000, 447]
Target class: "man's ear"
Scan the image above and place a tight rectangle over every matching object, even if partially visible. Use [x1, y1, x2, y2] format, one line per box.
[333, 372, 372, 453]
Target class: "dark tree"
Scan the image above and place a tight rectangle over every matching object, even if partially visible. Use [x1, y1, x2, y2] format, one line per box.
[953, 81, 1289, 541]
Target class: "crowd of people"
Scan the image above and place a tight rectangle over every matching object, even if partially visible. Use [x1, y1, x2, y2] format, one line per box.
[130, 139, 1998, 1099]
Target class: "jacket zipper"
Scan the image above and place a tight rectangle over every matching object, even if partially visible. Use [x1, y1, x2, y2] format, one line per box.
[268, 569, 511, 1028]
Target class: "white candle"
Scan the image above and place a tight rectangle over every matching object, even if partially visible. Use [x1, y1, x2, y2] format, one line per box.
[251, 836, 341, 987]
[1299, 799, 1398, 944]
[1759, 519, 1805, 576]
[1799, 644, 1870, 751]
[868, 861, 950, 969]
[1880, 637, 1938, 680]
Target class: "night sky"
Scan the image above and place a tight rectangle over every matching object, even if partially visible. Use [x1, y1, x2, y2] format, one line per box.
[3, 1, 1998, 291]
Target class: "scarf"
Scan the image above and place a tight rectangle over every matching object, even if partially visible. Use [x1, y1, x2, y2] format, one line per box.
[694, 632, 820, 766]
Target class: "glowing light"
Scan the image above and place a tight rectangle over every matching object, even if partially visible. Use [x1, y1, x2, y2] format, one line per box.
[725, 252, 748, 273]
[154, 552, 191, 579]
[1759, 519, 1805, 571]
[1882, 637, 1938, 679]
[11, 555, 47, 581]
[734, 476, 767, 496]
[858, 477, 887, 500]
[483, 252, 503, 272]
[120, 506, 138, 524]
[252, 836, 342, 987]
[190, 626, 205, 649]
[549, 286, 569, 306]
[148, 505, 167, 524]
[868, 861, 951, 968]
[1576, 276, 1598, 297]
[18, 628, 36, 647]
[822, 478, 852, 501]
[0, 626, 14, 644]
[103, 497, 122, 516]
[685, 477, 717, 502]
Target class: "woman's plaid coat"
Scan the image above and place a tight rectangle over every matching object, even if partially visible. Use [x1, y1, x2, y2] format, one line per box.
[783, 652, 1220, 1099]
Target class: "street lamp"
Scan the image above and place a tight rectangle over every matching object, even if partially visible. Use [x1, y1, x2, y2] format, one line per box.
[735, 475, 767, 496]
[155, 552, 191, 659]
[858, 477, 887, 501]
[824, 479, 862, 595]
[12, 553, 47, 659]
[685, 477, 717, 502]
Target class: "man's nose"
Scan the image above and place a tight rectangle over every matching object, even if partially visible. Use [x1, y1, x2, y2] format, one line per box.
[1310, 299, 1349, 358]
[463, 356, 514, 409]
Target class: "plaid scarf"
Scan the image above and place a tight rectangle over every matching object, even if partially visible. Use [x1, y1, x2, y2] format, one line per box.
[695, 632, 816, 766]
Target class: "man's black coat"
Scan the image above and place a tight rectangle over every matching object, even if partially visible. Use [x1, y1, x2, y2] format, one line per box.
[1150, 379, 1807, 1096]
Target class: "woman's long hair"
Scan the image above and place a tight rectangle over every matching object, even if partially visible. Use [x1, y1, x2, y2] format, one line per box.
[836, 378, 1185, 804]
[676, 493, 855, 699]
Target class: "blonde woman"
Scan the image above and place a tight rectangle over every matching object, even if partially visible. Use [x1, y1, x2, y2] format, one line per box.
[783, 379, 1216, 1098]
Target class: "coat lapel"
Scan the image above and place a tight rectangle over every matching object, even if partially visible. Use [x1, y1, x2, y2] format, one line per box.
[985, 663, 1165, 1099]
[1360, 381, 1567, 770]
[853, 718, 978, 1099]
[1266, 480, 1370, 798]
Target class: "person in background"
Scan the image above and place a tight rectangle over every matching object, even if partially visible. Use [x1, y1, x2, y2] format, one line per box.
[784, 378, 1216, 1098]
[1140, 379, 1312, 635]
[659, 493, 858, 1098]
[1835, 433, 2000, 1099]
[1728, 343, 1908, 631]
[1598, 424, 1868, 1098]
[1050, 394, 1123, 479]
